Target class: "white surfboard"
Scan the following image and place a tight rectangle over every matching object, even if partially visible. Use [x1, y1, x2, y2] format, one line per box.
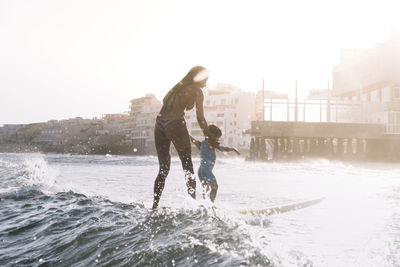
[237, 197, 325, 216]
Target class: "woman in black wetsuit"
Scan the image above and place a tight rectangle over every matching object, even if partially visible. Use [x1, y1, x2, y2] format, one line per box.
[152, 66, 209, 209]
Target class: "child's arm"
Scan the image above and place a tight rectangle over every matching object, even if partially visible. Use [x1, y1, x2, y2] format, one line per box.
[189, 135, 201, 150]
[217, 145, 240, 155]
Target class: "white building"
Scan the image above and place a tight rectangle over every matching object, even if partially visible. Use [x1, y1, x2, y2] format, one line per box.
[129, 94, 162, 152]
[332, 29, 400, 132]
[307, 89, 331, 100]
[185, 84, 256, 150]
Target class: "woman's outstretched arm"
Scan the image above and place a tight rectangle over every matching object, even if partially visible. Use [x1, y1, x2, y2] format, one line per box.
[195, 89, 209, 136]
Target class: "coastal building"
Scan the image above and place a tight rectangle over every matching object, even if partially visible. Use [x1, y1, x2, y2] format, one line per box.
[332, 30, 400, 132]
[99, 113, 130, 136]
[33, 120, 64, 147]
[185, 84, 256, 150]
[27, 118, 102, 152]
[0, 124, 26, 144]
[129, 94, 162, 153]
[307, 89, 331, 100]
[58, 117, 99, 145]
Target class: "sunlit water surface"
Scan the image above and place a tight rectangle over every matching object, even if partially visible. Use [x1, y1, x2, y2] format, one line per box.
[0, 153, 399, 266]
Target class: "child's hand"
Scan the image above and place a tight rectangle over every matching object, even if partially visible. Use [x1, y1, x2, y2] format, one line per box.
[189, 135, 197, 143]
[189, 135, 201, 150]
[233, 148, 240, 155]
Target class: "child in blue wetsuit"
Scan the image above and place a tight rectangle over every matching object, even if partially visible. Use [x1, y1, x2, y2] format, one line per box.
[190, 124, 240, 202]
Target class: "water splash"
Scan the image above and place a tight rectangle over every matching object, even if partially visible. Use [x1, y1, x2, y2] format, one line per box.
[0, 155, 63, 199]
[21, 156, 59, 189]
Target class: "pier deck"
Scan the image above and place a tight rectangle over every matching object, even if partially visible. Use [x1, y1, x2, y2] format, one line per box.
[248, 121, 400, 161]
[251, 121, 386, 139]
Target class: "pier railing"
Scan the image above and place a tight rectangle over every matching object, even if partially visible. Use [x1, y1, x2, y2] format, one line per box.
[263, 98, 400, 134]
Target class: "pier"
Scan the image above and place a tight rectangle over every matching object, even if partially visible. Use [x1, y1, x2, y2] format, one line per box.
[248, 121, 400, 161]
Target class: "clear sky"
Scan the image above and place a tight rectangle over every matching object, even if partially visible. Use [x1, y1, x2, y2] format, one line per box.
[1, 0, 399, 126]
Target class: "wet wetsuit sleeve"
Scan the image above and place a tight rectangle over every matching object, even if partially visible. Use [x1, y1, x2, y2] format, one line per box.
[195, 89, 209, 136]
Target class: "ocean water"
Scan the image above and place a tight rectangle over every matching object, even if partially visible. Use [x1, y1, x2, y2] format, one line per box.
[0, 153, 400, 267]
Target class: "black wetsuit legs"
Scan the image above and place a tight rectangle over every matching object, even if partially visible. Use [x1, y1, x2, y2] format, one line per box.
[152, 120, 196, 209]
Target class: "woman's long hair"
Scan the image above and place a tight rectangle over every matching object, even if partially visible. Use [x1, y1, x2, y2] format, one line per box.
[162, 66, 208, 111]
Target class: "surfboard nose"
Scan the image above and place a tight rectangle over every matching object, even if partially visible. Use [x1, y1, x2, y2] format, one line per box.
[237, 197, 325, 216]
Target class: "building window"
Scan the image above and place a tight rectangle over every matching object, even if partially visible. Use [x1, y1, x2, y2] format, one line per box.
[217, 113, 224, 117]
[393, 87, 400, 99]
[387, 111, 400, 133]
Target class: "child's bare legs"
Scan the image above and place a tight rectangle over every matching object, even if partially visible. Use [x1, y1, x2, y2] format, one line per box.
[209, 181, 218, 202]
[198, 169, 218, 202]
[201, 182, 218, 203]
[202, 184, 210, 199]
